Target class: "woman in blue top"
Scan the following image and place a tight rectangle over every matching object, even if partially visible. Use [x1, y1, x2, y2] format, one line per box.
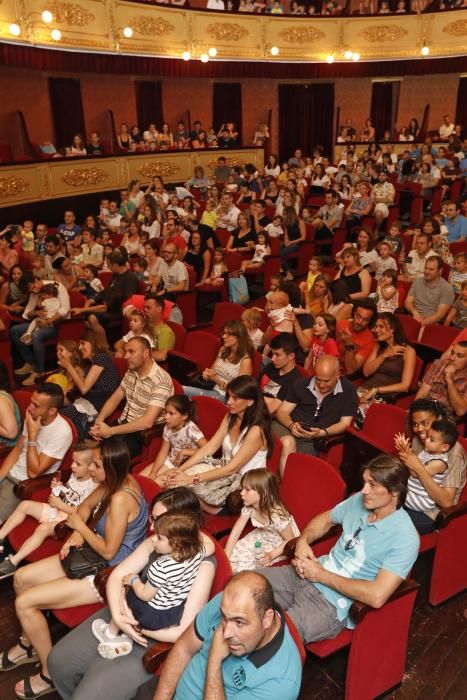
[59, 331, 120, 439]
[0, 438, 148, 700]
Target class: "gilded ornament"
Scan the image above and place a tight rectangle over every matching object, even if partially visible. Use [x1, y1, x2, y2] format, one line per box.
[359, 25, 408, 43]
[45, 2, 95, 26]
[279, 27, 325, 44]
[62, 168, 109, 186]
[0, 176, 29, 197]
[130, 16, 174, 36]
[442, 20, 467, 37]
[138, 162, 180, 178]
[206, 23, 248, 42]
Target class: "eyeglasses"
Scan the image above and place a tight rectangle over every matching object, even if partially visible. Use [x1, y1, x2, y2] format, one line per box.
[345, 527, 362, 551]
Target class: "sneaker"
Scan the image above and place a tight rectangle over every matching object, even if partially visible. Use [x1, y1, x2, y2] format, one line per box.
[19, 333, 33, 346]
[0, 556, 17, 580]
[14, 363, 34, 375]
[22, 372, 40, 386]
[97, 637, 133, 660]
[91, 619, 112, 644]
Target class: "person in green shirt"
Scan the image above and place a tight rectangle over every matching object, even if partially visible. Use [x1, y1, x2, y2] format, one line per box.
[144, 294, 175, 362]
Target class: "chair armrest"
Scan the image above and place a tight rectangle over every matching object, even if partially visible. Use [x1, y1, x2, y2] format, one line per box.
[94, 565, 116, 602]
[349, 578, 419, 624]
[283, 527, 342, 561]
[435, 501, 467, 528]
[14, 474, 54, 500]
[143, 642, 173, 674]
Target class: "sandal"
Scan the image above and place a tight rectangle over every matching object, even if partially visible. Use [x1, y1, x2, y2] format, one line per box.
[0, 639, 38, 672]
[16, 671, 55, 699]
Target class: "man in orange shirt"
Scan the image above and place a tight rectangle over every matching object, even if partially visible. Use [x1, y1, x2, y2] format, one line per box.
[337, 301, 376, 376]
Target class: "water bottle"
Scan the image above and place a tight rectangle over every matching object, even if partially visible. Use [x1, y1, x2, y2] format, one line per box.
[254, 541, 262, 566]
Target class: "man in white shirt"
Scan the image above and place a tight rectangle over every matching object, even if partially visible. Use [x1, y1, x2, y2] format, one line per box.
[399, 233, 437, 281]
[103, 201, 122, 233]
[216, 192, 241, 232]
[143, 124, 159, 144]
[158, 244, 189, 293]
[0, 384, 73, 523]
[81, 228, 104, 267]
[439, 114, 455, 140]
[206, 0, 225, 9]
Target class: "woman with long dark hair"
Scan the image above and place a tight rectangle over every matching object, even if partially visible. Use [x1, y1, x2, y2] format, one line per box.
[183, 320, 254, 401]
[1, 438, 148, 698]
[0, 265, 31, 313]
[168, 376, 273, 514]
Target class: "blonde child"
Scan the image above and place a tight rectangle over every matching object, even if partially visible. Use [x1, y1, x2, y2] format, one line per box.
[224, 469, 299, 573]
[92, 511, 213, 658]
[445, 279, 467, 329]
[241, 308, 264, 349]
[376, 268, 399, 313]
[201, 247, 227, 286]
[200, 198, 218, 231]
[114, 309, 156, 357]
[240, 231, 271, 273]
[20, 283, 60, 345]
[299, 256, 321, 296]
[140, 395, 207, 486]
[20, 220, 35, 253]
[0, 442, 97, 579]
[265, 215, 284, 239]
[449, 252, 467, 294]
[383, 222, 404, 256]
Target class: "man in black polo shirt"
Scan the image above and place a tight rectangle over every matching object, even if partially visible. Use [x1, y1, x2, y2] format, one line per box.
[274, 355, 358, 476]
[258, 333, 302, 415]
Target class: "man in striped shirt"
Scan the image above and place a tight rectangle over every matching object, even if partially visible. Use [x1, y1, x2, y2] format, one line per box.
[91, 336, 173, 457]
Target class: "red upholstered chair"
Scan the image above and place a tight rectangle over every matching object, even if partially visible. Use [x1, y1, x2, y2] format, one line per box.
[215, 229, 230, 248]
[395, 313, 421, 344]
[393, 354, 424, 409]
[167, 330, 221, 384]
[280, 453, 346, 555]
[112, 356, 128, 381]
[347, 403, 407, 455]
[52, 475, 160, 628]
[142, 537, 233, 675]
[174, 266, 198, 328]
[417, 323, 459, 356]
[192, 395, 228, 439]
[198, 301, 245, 336]
[307, 579, 419, 700]
[166, 321, 187, 352]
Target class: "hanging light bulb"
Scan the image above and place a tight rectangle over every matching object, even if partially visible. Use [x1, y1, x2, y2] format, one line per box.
[200, 53, 209, 63]
[421, 44, 429, 56]
[344, 50, 352, 60]
[326, 55, 335, 64]
[352, 52, 360, 61]
[182, 51, 191, 61]
[9, 23, 21, 36]
[42, 10, 53, 23]
[123, 27, 133, 38]
[51, 29, 61, 41]
[270, 46, 279, 56]
[208, 47, 217, 57]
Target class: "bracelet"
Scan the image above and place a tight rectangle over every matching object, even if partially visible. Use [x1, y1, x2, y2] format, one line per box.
[321, 428, 329, 438]
[192, 473, 201, 485]
[129, 575, 140, 586]
[288, 421, 295, 431]
[26, 441, 38, 446]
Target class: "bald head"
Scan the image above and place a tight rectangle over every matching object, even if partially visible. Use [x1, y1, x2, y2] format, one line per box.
[224, 572, 275, 617]
[314, 354, 340, 395]
[268, 291, 289, 310]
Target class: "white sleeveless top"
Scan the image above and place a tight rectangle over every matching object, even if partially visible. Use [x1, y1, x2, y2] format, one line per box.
[222, 426, 267, 476]
[212, 353, 249, 397]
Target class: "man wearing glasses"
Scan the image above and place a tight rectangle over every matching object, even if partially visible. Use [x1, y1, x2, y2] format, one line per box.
[259, 454, 419, 644]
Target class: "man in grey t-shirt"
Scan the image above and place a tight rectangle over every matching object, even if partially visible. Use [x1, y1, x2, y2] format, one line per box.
[405, 255, 454, 326]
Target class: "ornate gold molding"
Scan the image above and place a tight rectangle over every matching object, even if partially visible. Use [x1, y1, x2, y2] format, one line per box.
[45, 2, 95, 26]
[130, 16, 174, 36]
[0, 176, 29, 197]
[359, 24, 408, 42]
[442, 19, 467, 36]
[62, 167, 109, 186]
[279, 27, 325, 43]
[206, 156, 247, 169]
[138, 162, 180, 178]
[206, 23, 248, 42]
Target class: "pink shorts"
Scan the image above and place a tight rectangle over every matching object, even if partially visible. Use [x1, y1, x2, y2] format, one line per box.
[39, 504, 68, 524]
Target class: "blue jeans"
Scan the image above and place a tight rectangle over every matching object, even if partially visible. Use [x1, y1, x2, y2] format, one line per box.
[10, 322, 57, 372]
[280, 243, 299, 273]
[182, 384, 224, 402]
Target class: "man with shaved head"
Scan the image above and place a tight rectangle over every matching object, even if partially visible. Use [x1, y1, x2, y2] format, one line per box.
[137, 571, 302, 700]
[274, 354, 358, 476]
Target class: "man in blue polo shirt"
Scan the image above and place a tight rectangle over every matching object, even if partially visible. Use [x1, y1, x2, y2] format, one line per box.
[57, 209, 81, 243]
[444, 201, 467, 243]
[151, 572, 302, 700]
[260, 455, 419, 644]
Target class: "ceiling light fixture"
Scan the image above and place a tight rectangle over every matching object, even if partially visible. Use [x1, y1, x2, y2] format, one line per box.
[326, 55, 335, 64]
[270, 46, 279, 56]
[182, 51, 191, 61]
[421, 43, 430, 56]
[352, 52, 360, 61]
[51, 29, 61, 41]
[344, 50, 352, 60]
[208, 47, 217, 57]
[123, 27, 133, 38]
[9, 23, 21, 36]
[42, 10, 53, 23]
[200, 53, 209, 63]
